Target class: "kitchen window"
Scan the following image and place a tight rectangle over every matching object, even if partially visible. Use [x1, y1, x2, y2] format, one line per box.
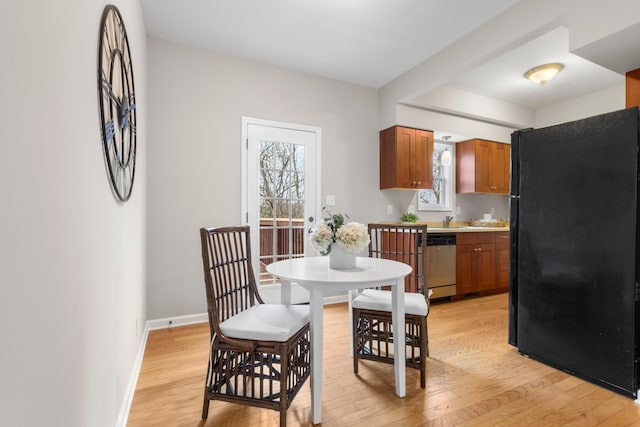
[418, 142, 453, 211]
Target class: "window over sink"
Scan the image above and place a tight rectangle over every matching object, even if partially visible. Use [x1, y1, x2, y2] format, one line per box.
[418, 141, 453, 211]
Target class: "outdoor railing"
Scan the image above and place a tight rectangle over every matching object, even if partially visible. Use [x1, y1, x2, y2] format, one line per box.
[258, 218, 305, 282]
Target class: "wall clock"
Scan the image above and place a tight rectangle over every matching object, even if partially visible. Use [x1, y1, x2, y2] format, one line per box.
[98, 5, 137, 202]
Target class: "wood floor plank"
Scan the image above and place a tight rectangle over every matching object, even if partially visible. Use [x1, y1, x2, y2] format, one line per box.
[128, 294, 640, 426]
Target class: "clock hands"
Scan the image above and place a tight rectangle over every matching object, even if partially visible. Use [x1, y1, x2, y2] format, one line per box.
[102, 75, 120, 105]
[102, 75, 136, 133]
[120, 96, 136, 131]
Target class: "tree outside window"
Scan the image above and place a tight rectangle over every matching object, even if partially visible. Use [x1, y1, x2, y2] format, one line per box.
[418, 142, 453, 211]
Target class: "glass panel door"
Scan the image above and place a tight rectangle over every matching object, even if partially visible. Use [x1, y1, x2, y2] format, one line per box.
[244, 119, 319, 283]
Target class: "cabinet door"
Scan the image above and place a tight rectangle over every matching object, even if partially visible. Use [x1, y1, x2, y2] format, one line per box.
[474, 140, 492, 193]
[491, 143, 510, 194]
[496, 241, 510, 288]
[475, 243, 496, 291]
[456, 244, 476, 294]
[495, 232, 510, 288]
[413, 129, 433, 189]
[395, 126, 414, 188]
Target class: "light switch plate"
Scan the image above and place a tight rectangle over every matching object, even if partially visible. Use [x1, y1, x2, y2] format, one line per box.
[456, 206, 461, 215]
[387, 204, 393, 215]
[326, 195, 336, 206]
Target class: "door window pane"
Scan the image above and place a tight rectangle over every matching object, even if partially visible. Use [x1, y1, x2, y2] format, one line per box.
[258, 140, 306, 282]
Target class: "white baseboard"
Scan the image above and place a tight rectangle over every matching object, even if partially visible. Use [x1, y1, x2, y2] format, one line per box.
[323, 294, 348, 305]
[145, 295, 348, 331]
[146, 312, 209, 330]
[115, 295, 348, 426]
[115, 326, 150, 427]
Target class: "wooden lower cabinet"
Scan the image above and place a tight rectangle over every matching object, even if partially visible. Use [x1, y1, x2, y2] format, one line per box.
[495, 231, 510, 288]
[456, 232, 495, 295]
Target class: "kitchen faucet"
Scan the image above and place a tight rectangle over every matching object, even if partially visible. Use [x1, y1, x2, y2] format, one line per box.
[443, 216, 454, 228]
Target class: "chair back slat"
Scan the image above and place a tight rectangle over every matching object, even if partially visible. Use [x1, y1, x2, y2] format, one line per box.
[368, 223, 428, 295]
[200, 226, 263, 337]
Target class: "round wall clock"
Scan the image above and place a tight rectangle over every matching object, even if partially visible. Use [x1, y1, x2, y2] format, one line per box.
[98, 5, 137, 202]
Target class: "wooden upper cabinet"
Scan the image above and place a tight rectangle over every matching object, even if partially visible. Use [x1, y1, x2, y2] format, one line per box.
[456, 138, 510, 194]
[626, 69, 640, 108]
[380, 126, 434, 189]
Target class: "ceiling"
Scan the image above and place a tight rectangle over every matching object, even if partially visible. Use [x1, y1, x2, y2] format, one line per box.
[449, 27, 623, 109]
[142, 0, 624, 110]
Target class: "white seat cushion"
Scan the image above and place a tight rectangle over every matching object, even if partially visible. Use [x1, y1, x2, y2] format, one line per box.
[352, 288, 429, 316]
[219, 304, 309, 342]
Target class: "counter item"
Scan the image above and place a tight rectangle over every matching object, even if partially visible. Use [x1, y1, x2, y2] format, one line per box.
[509, 107, 640, 397]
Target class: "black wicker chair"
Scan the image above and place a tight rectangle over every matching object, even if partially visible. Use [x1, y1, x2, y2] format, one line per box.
[352, 223, 430, 387]
[199, 226, 311, 426]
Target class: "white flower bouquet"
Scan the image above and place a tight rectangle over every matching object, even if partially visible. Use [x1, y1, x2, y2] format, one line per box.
[309, 212, 370, 255]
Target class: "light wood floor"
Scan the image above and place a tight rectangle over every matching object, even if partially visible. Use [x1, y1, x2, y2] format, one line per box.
[128, 294, 640, 426]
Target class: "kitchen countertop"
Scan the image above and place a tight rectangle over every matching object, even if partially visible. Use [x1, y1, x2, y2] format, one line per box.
[384, 222, 509, 233]
[426, 226, 509, 233]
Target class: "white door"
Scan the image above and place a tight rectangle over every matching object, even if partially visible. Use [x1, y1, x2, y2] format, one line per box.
[242, 118, 321, 283]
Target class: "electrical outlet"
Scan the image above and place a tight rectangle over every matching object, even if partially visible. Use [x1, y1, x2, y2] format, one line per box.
[326, 195, 336, 206]
[387, 204, 393, 215]
[456, 206, 461, 215]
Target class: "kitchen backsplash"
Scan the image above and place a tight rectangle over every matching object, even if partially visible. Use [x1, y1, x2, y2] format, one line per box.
[382, 192, 509, 223]
[455, 194, 509, 221]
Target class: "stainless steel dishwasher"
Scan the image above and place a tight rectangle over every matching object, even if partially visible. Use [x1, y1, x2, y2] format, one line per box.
[425, 234, 456, 298]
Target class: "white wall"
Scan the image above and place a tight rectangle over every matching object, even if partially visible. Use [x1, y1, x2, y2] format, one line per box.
[569, 0, 640, 74]
[411, 86, 535, 128]
[0, 1, 147, 426]
[535, 84, 625, 128]
[146, 39, 380, 319]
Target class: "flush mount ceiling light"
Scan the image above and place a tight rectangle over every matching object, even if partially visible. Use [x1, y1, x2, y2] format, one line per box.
[524, 63, 564, 84]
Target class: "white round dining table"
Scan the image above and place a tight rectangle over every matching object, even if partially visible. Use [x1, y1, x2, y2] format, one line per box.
[266, 256, 412, 425]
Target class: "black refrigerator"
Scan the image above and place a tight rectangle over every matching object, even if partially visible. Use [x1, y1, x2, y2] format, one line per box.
[509, 107, 640, 398]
